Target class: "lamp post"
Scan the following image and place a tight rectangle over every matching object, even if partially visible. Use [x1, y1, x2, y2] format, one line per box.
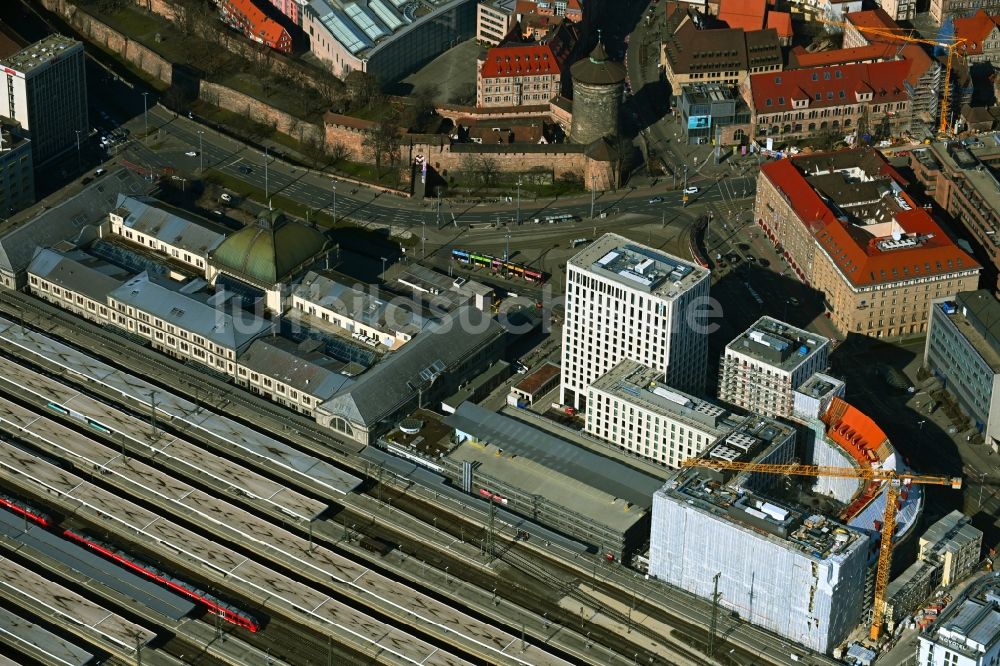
[142, 92, 149, 144]
[515, 178, 521, 227]
[263, 146, 269, 201]
[197, 130, 204, 172]
[74, 129, 81, 173]
[590, 174, 596, 218]
[331, 180, 337, 223]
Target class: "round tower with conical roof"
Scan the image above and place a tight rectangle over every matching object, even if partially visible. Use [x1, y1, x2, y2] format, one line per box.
[569, 38, 626, 145]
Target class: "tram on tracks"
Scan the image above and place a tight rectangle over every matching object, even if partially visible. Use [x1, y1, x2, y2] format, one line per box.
[451, 249, 545, 283]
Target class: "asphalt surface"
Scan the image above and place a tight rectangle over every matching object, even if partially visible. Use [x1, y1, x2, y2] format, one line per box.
[121, 105, 756, 229]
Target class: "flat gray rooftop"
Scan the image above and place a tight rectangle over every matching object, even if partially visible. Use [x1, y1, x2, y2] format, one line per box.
[0, 34, 80, 75]
[941, 291, 1000, 373]
[445, 402, 663, 509]
[726, 315, 829, 371]
[591, 360, 738, 433]
[568, 233, 707, 297]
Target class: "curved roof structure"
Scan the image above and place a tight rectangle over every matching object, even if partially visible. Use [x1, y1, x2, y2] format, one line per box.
[820, 397, 921, 544]
[570, 41, 625, 86]
[210, 210, 328, 287]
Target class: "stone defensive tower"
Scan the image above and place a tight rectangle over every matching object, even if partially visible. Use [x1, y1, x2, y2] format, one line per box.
[569, 39, 626, 145]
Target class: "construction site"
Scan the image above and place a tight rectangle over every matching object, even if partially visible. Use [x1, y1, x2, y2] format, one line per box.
[649, 383, 964, 655]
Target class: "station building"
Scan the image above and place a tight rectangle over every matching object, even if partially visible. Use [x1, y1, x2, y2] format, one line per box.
[290, 271, 425, 350]
[315, 306, 506, 446]
[107, 195, 227, 274]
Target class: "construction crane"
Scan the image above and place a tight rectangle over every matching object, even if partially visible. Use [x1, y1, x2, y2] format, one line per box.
[680, 458, 962, 641]
[817, 16, 967, 135]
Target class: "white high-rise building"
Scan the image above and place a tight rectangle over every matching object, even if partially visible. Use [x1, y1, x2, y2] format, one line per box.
[560, 234, 711, 411]
[0, 34, 87, 166]
[718, 316, 830, 418]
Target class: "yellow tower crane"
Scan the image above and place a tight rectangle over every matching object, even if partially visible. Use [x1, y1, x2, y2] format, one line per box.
[680, 458, 962, 641]
[817, 16, 967, 135]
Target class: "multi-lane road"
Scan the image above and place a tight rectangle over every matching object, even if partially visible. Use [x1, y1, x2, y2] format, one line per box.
[123, 106, 756, 230]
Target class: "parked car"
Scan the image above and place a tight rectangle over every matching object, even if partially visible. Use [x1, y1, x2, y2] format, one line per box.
[94, 168, 107, 177]
[220, 193, 233, 203]
[185, 151, 198, 157]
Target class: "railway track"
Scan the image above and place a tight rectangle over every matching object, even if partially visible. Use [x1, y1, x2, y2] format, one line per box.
[0, 347, 583, 665]
[0, 291, 749, 664]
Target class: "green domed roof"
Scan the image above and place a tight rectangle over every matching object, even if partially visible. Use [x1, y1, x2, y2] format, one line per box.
[210, 209, 328, 286]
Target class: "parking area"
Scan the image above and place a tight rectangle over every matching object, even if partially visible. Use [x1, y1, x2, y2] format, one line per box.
[394, 38, 481, 104]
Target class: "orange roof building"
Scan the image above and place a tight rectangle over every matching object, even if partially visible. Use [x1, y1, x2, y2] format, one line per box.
[753, 148, 981, 338]
[954, 10, 1000, 63]
[219, 0, 292, 54]
[476, 22, 575, 108]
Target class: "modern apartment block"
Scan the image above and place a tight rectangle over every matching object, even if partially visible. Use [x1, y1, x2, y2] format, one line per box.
[754, 148, 981, 339]
[476, 0, 518, 44]
[650, 420, 869, 654]
[918, 576, 1000, 666]
[925, 291, 1000, 451]
[718, 317, 830, 418]
[909, 143, 1000, 293]
[0, 34, 87, 166]
[560, 233, 711, 411]
[586, 360, 744, 468]
[0, 119, 33, 215]
[919, 510, 983, 586]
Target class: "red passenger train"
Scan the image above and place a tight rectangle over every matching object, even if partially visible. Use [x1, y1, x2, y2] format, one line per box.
[0, 495, 259, 632]
[62, 531, 261, 632]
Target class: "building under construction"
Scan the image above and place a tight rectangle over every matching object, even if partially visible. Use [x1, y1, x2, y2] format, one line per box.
[649, 418, 870, 653]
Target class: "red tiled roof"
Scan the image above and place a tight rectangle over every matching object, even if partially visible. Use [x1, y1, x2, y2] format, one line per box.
[765, 11, 792, 38]
[788, 43, 897, 68]
[955, 10, 1000, 55]
[481, 43, 563, 78]
[899, 43, 934, 88]
[748, 60, 910, 113]
[760, 152, 979, 288]
[845, 7, 899, 34]
[718, 0, 767, 31]
[224, 0, 289, 47]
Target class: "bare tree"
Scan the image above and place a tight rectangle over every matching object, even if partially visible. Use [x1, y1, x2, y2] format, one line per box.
[362, 110, 400, 178]
[462, 153, 500, 186]
[345, 70, 379, 109]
